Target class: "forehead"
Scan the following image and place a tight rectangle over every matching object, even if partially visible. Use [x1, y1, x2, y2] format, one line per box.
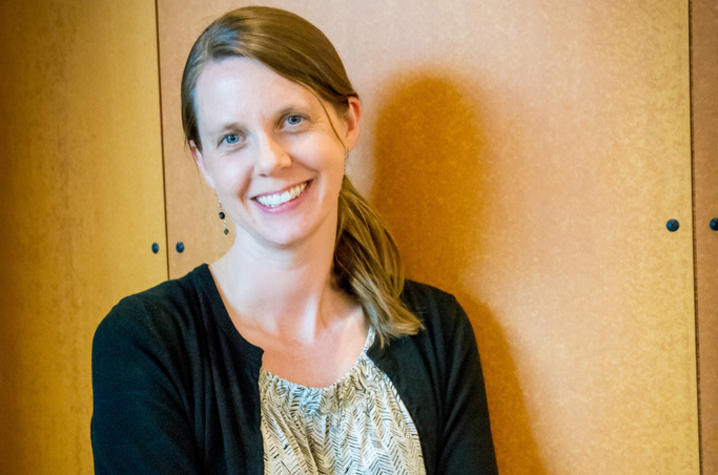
[193, 57, 317, 125]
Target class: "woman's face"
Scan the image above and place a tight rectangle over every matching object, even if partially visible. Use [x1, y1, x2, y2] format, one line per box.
[191, 57, 360, 251]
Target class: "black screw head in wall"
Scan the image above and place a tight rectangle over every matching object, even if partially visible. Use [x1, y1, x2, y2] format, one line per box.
[176, 242, 185, 253]
[151, 242, 160, 254]
[710, 218, 718, 231]
[666, 219, 680, 232]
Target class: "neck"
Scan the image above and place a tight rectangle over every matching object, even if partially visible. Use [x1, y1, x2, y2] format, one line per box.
[211, 223, 352, 344]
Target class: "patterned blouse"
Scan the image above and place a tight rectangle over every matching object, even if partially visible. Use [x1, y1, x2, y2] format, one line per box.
[259, 329, 427, 475]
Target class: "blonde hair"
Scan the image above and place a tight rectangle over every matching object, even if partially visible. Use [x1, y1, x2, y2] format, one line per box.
[181, 6, 422, 345]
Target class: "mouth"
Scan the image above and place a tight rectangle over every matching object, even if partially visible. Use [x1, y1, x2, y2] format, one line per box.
[253, 180, 311, 208]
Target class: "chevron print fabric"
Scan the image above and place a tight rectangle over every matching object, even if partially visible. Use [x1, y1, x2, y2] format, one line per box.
[259, 329, 426, 475]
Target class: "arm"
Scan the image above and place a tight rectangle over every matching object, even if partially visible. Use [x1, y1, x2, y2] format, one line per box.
[91, 298, 200, 474]
[437, 297, 498, 474]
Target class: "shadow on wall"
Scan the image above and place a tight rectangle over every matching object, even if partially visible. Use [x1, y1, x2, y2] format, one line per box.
[370, 72, 545, 474]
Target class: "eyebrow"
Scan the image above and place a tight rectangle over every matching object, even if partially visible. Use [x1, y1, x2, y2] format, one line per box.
[277, 102, 314, 117]
[277, 106, 295, 118]
[209, 122, 246, 138]
[216, 122, 244, 132]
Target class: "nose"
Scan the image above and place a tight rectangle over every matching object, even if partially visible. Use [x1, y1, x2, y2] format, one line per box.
[255, 131, 291, 175]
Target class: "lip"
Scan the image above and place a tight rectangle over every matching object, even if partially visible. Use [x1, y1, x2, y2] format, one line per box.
[251, 179, 313, 213]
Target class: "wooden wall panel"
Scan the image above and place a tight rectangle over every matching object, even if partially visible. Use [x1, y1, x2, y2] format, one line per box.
[158, 1, 698, 473]
[157, 1, 237, 275]
[691, 0, 718, 473]
[0, 1, 167, 472]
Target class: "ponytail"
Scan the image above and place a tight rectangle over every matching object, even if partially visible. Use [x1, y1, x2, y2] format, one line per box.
[334, 177, 423, 347]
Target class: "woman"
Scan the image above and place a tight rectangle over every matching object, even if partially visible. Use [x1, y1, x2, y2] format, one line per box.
[91, 6, 497, 474]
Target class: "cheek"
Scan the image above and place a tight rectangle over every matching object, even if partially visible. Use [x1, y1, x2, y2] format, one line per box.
[300, 140, 346, 180]
[209, 161, 252, 197]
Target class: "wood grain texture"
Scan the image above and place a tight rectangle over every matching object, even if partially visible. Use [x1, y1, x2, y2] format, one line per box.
[158, 1, 698, 473]
[0, 0, 167, 472]
[691, 0, 718, 473]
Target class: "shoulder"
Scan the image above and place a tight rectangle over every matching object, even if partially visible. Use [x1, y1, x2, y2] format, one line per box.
[382, 279, 478, 378]
[400, 279, 473, 342]
[400, 279, 460, 313]
[93, 265, 211, 357]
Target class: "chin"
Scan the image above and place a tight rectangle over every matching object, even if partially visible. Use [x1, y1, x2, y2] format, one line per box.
[260, 218, 335, 250]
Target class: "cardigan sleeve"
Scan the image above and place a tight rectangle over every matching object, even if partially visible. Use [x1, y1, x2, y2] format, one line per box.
[91, 297, 200, 474]
[437, 296, 498, 474]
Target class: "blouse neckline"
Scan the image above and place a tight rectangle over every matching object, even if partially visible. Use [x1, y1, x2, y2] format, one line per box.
[260, 327, 375, 392]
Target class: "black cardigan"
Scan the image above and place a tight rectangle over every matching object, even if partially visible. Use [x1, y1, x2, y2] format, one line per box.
[91, 264, 497, 474]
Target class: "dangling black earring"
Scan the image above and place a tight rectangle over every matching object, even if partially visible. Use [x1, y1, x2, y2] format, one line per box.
[218, 200, 229, 236]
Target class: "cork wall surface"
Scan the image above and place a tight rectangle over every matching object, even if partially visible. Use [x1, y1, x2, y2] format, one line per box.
[692, 0, 718, 472]
[157, 1, 698, 473]
[0, 0, 167, 472]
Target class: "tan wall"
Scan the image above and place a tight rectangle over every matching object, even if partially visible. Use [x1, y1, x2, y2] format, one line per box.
[157, 1, 699, 473]
[692, 0, 718, 473]
[0, 0, 167, 472]
[0, 1, 709, 473]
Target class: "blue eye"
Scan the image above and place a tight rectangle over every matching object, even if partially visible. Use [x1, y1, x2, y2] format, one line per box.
[223, 134, 240, 145]
[286, 115, 304, 126]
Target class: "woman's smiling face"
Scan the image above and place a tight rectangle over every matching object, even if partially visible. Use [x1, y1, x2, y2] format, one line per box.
[191, 57, 360, 251]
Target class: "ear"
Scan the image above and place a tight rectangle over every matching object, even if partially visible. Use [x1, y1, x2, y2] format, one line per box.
[190, 140, 216, 189]
[341, 97, 361, 152]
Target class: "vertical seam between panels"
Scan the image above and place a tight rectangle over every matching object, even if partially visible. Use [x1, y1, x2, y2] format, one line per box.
[687, 0, 702, 473]
[154, 0, 170, 280]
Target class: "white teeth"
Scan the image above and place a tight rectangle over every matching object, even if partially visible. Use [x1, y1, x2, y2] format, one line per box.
[256, 182, 307, 207]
